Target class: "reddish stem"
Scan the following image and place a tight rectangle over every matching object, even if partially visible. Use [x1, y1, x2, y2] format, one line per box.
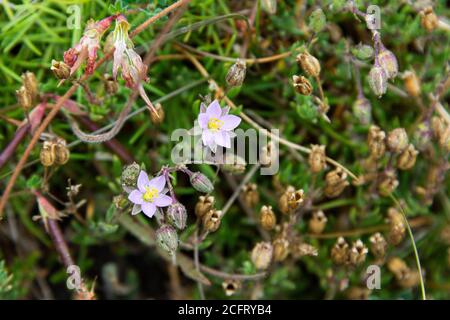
[0, 124, 30, 170]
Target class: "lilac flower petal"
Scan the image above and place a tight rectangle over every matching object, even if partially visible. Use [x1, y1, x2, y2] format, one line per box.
[221, 106, 230, 116]
[198, 113, 210, 129]
[154, 194, 172, 207]
[220, 115, 241, 131]
[128, 190, 144, 205]
[206, 100, 222, 118]
[137, 170, 149, 192]
[202, 130, 214, 147]
[149, 175, 166, 192]
[141, 202, 157, 218]
[131, 204, 142, 215]
[214, 131, 231, 148]
[200, 103, 207, 113]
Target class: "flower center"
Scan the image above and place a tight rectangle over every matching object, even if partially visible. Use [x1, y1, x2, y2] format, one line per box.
[142, 186, 159, 203]
[207, 117, 224, 131]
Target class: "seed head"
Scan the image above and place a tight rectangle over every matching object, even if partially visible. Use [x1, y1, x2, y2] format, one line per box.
[259, 205, 276, 230]
[21, 71, 38, 100]
[272, 237, 290, 262]
[16, 86, 32, 110]
[397, 144, 418, 170]
[225, 59, 246, 87]
[292, 75, 313, 95]
[420, 7, 439, 32]
[369, 233, 387, 259]
[331, 237, 349, 265]
[308, 210, 327, 234]
[387, 128, 409, 153]
[251, 242, 273, 270]
[296, 51, 321, 77]
[242, 183, 259, 208]
[202, 209, 222, 232]
[387, 207, 405, 245]
[195, 196, 215, 219]
[324, 167, 349, 198]
[40, 141, 55, 167]
[51, 60, 71, 80]
[349, 240, 368, 266]
[308, 144, 326, 173]
[368, 125, 386, 159]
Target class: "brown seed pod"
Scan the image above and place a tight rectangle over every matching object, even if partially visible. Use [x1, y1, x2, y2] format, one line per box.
[259, 205, 276, 230]
[242, 183, 259, 208]
[308, 210, 327, 234]
[202, 209, 222, 232]
[251, 242, 273, 270]
[150, 102, 165, 125]
[331, 237, 349, 265]
[40, 141, 56, 167]
[292, 75, 313, 95]
[308, 145, 326, 173]
[296, 51, 321, 77]
[272, 237, 290, 262]
[195, 196, 215, 219]
[54, 139, 70, 165]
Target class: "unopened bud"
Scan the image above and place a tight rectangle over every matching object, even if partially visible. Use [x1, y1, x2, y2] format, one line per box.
[296, 51, 321, 77]
[353, 97, 372, 125]
[420, 7, 438, 32]
[259, 205, 276, 230]
[387, 128, 409, 153]
[156, 224, 178, 255]
[251, 242, 273, 270]
[272, 237, 290, 262]
[16, 86, 32, 110]
[104, 73, 118, 95]
[54, 138, 70, 165]
[40, 141, 55, 167]
[121, 162, 141, 191]
[402, 70, 421, 97]
[352, 43, 374, 60]
[150, 102, 165, 125]
[167, 202, 187, 230]
[308, 144, 326, 173]
[225, 59, 246, 87]
[377, 48, 398, 79]
[397, 144, 418, 170]
[308, 8, 326, 33]
[349, 240, 368, 266]
[202, 209, 221, 232]
[51, 60, 70, 79]
[308, 210, 327, 234]
[292, 75, 313, 95]
[21, 71, 38, 100]
[242, 183, 259, 208]
[368, 65, 387, 97]
[195, 196, 215, 219]
[331, 237, 349, 265]
[369, 233, 387, 259]
[324, 167, 349, 198]
[190, 172, 214, 194]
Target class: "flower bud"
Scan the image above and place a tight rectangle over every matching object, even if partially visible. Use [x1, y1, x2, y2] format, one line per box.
[308, 210, 327, 234]
[308, 144, 326, 173]
[387, 128, 409, 153]
[190, 172, 214, 193]
[16, 86, 32, 110]
[40, 141, 55, 167]
[378, 169, 399, 196]
[292, 75, 313, 95]
[296, 51, 321, 77]
[222, 279, 241, 297]
[51, 60, 70, 79]
[202, 209, 221, 232]
[251, 242, 273, 270]
[121, 162, 140, 191]
[369, 233, 387, 259]
[324, 167, 349, 198]
[397, 144, 418, 170]
[221, 153, 246, 174]
[242, 183, 259, 208]
[167, 202, 187, 230]
[225, 59, 246, 87]
[259, 205, 276, 230]
[349, 239, 368, 266]
[272, 237, 290, 262]
[352, 43, 374, 60]
[21, 71, 38, 100]
[353, 97, 372, 125]
[368, 65, 387, 97]
[156, 224, 178, 255]
[195, 196, 215, 219]
[150, 102, 165, 125]
[331, 237, 349, 265]
[104, 73, 118, 95]
[387, 207, 405, 245]
[377, 48, 398, 79]
[368, 125, 386, 159]
[54, 138, 70, 165]
[402, 70, 421, 97]
[420, 7, 438, 32]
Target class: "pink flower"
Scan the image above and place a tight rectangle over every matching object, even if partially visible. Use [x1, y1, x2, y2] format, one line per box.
[198, 100, 241, 152]
[63, 16, 114, 75]
[128, 171, 173, 218]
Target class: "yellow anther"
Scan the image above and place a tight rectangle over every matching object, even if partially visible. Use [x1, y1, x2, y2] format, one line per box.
[207, 117, 224, 131]
[142, 186, 159, 202]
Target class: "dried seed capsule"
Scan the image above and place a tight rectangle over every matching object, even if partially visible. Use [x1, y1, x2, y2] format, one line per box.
[349, 239, 368, 266]
[368, 125, 386, 159]
[222, 279, 241, 297]
[272, 237, 290, 262]
[413, 122, 432, 151]
[387, 257, 409, 280]
[296, 51, 321, 77]
[190, 172, 214, 193]
[54, 139, 70, 165]
[150, 102, 165, 125]
[167, 202, 187, 230]
[221, 153, 246, 174]
[21, 71, 38, 100]
[40, 141, 55, 167]
[397, 144, 418, 170]
[308, 144, 326, 173]
[369, 233, 387, 259]
[195, 196, 215, 219]
[242, 183, 259, 208]
[251, 242, 273, 270]
[291, 241, 318, 258]
[308, 210, 327, 234]
[346, 287, 371, 300]
[377, 48, 398, 79]
[353, 96, 372, 125]
[324, 167, 349, 198]
[420, 7, 438, 32]
[331, 237, 349, 265]
[387, 207, 405, 245]
[377, 169, 399, 196]
[259, 205, 276, 230]
[431, 116, 450, 150]
[104, 73, 118, 95]
[292, 75, 313, 96]
[278, 186, 295, 215]
[402, 70, 421, 97]
[225, 59, 246, 87]
[16, 86, 32, 110]
[368, 65, 387, 97]
[51, 60, 70, 79]
[202, 209, 221, 232]
[156, 224, 178, 255]
[387, 128, 409, 153]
